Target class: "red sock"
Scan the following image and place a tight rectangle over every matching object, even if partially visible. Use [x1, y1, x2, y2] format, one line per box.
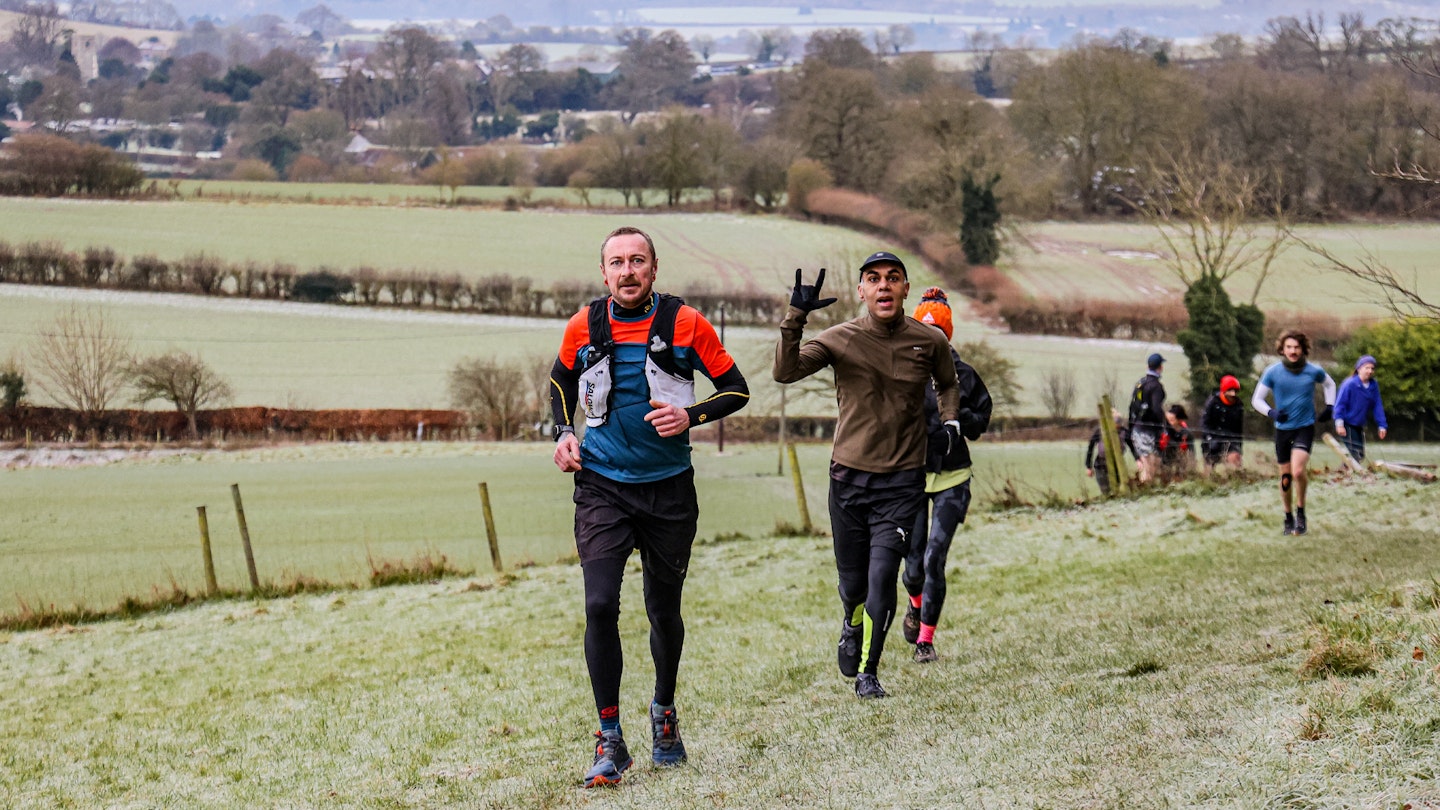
[909, 594, 922, 609]
[918, 624, 935, 644]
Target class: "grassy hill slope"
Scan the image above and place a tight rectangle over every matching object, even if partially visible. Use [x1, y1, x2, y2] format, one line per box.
[2, 474, 1437, 808]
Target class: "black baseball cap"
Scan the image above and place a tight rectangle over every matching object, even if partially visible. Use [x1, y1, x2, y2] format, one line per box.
[858, 251, 907, 277]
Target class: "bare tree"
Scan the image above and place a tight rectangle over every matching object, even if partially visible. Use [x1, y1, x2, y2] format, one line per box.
[449, 355, 545, 440]
[8, 1, 65, 68]
[1123, 143, 1289, 305]
[1039, 366, 1078, 420]
[29, 307, 133, 420]
[1302, 48, 1440, 320]
[130, 351, 234, 439]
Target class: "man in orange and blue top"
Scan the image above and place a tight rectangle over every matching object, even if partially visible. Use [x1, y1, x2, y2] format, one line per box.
[549, 226, 749, 787]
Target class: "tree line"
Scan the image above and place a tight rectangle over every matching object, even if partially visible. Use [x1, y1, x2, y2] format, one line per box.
[4, 6, 1439, 222]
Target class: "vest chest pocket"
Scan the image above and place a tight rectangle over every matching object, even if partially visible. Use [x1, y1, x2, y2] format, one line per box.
[646, 355, 695, 409]
[579, 358, 613, 427]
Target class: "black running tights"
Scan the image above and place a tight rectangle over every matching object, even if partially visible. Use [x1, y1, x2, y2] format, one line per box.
[582, 555, 685, 715]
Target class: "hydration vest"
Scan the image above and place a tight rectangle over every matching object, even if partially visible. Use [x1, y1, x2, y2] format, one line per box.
[578, 294, 695, 427]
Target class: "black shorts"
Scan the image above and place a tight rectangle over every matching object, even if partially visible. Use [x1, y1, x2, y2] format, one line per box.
[1274, 425, 1315, 465]
[829, 467, 926, 555]
[573, 467, 698, 584]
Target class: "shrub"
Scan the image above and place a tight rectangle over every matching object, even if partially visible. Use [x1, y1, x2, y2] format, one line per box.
[81, 246, 120, 287]
[0, 133, 143, 197]
[786, 158, 832, 213]
[290, 269, 353, 303]
[286, 154, 333, 182]
[231, 159, 279, 182]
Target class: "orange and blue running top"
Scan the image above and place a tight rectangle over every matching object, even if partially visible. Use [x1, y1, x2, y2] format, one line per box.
[550, 293, 748, 482]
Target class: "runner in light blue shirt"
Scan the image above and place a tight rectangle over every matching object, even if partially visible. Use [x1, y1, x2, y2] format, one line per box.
[1251, 330, 1336, 537]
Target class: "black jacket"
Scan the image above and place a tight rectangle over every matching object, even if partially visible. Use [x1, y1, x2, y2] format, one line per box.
[1201, 392, 1245, 451]
[1127, 373, 1166, 432]
[924, 346, 992, 473]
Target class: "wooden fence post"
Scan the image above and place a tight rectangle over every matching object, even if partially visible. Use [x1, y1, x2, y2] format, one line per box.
[478, 482, 504, 572]
[1098, 395, 1130, 496]
[230, 483, 261, 593]
[196, 505, 218, 596]
[787, 443, 814, 535]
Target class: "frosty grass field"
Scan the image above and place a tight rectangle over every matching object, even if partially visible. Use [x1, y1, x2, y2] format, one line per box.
[2, 463, 1437, 808]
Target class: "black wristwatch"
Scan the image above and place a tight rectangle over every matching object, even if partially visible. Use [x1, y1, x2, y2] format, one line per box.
[552, 424, 575, 441]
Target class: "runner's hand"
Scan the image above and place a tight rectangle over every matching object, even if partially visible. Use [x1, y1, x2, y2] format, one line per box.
[943, 420, 962, 456]
[790, 268, 837, 313]
[1269, 408, 1288, 423]
[645, 399, 691, 438]
[1318, 405, 1333, 423]
[554, 432, 582, 472]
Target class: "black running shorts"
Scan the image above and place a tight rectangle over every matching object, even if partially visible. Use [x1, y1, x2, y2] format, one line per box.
[1274, 424, 1315, 465]
[572, 467, 698, 584]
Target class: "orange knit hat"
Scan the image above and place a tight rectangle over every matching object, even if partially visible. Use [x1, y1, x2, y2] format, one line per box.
[912, 287, 953, 339]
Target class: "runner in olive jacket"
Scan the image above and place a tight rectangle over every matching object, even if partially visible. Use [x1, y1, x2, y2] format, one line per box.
[773, 252, 960, 699]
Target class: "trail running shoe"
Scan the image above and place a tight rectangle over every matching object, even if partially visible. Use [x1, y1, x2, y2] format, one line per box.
[855, 673, 888, 699]
[583, 730, 633, 788]
[1295, 509, 1307, 536]
[902, 604, 921, 645]
[913, 641, 939, 664]
[650, 705, 687, 766]
[837, 620, 862, 678]
[1282, 513, 1295, 536]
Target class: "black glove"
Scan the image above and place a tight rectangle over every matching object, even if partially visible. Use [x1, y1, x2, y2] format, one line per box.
[1269, 408, 1288, 423]
[790, 268, 837, 313]
[1318, 405, 1333, 423]
[943, 420, 962, 456]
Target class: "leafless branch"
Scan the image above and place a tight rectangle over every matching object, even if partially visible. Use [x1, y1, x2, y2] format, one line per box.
[1290, 232, 1440, 320]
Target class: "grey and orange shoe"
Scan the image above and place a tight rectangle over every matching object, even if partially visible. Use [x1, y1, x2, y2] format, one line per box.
[650, 704, 687, 766]
[583, 730, 633, 788]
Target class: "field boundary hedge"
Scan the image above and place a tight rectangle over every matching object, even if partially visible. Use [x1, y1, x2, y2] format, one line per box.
[0, 239, 791, 326]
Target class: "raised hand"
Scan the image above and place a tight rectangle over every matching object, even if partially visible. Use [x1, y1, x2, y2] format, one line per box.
[790, 268, 838, 313]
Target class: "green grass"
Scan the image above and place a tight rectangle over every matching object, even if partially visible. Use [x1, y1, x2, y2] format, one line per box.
[6, 439, 1438, 619]
[0, 440, 1084, 613]
[0, 285, 1185, 415]
[1, 462, 1437, 807]
[0, 197, 910, 291]
[1007, 220, 1440, 323]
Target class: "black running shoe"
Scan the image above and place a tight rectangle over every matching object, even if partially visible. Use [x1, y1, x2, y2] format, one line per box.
[855, 673, 887, 699]
[902, 604, 921, 645]
[650, 705, 687, 766]
[1295, 509, 1307, 536]
[584, 730, 633, 788]
[913, 641, 938, 664]
[837, 620, 862, 678]
[1282, 513, 1295, 536]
